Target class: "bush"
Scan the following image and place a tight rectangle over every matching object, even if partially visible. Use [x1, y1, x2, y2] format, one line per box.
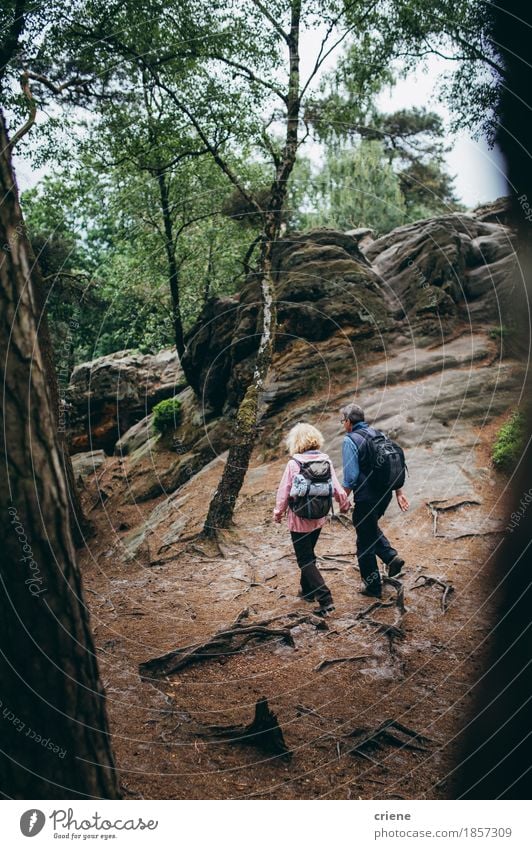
[492, 411, 527, 470]
[152, 397, 182, 434]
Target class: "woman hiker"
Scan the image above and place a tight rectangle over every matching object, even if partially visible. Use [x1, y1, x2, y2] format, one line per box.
[273, 422, 349, 616]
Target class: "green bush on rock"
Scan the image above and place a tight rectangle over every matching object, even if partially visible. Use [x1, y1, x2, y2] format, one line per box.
[152, 397, 182, 434]
[492, 411, 526, 470]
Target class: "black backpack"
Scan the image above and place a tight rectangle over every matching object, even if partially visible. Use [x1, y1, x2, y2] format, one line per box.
[356, 429, 406, 493]
[288, 457, 334, 519]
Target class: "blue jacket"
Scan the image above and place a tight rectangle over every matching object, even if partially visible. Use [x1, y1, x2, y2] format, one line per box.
[342, 422, 379, 501]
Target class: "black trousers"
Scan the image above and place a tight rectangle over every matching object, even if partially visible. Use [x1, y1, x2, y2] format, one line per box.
[290, 528, 332, 605]
[352, 493, 397, 593]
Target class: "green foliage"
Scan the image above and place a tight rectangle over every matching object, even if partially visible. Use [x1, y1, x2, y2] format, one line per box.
[152, 397, 182, 434]
[492, 411, 527, 471]
[299, 142, 407, 235]
[489, 325, 512, 340]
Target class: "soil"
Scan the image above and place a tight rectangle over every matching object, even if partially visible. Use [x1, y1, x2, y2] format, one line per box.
[79, 409, 510, 800]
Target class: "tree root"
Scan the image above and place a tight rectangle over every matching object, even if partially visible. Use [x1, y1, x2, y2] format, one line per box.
[197, 697, 291, 760]
[345, 718, 432, 761]
[139, 610, 326, 678]
[354, 577, 407, 665]
[412, 574, 455, 612]
[315, 655, 370, 672]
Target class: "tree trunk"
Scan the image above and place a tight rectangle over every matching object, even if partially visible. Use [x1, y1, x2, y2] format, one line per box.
[0, 108, 120, 799]
[31, 261, 94, 547]
[203, 233, 276, 535]
[203, 0, 302, 535]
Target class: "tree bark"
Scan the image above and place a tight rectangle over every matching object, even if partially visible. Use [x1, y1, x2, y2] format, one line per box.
[156, 168, 186, 359]
[0, 108, 120, 799]
[203, 0, 302, 535]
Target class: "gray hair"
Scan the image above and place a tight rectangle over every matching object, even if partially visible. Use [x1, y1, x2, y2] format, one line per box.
[340, 403, 365, 424]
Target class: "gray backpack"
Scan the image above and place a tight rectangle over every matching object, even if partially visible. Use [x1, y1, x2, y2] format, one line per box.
[288, 457, 333, 519]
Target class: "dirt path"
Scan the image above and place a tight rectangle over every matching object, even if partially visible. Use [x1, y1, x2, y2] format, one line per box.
[79, 411, 509, 800]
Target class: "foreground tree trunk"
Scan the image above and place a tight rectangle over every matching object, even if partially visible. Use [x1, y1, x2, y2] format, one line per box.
[456, 0, 532, 799]
[203, 0, 302, 535]
[0, 108, 120, 798]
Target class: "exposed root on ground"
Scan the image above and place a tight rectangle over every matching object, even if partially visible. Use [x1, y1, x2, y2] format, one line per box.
[315, 655, 371, 672]
[138, 609, 327, 678]
[345, 718, 433, 763]
[412, 574, 455, 612]
[196, 697, 291, 760]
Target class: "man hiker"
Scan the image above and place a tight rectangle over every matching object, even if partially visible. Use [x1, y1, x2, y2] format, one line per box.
[340, 403, 409, 598]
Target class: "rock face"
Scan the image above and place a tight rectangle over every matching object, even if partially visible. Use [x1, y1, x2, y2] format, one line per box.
[182, 228, 389, 415]
[67, 349, 187, 454]
[365, 212, 517, 327]
[183, 213, 517, 419]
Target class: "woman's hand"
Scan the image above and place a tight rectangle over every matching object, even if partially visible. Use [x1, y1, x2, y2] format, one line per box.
[396, 489, 409, 512]
[273, 511, 283, 524]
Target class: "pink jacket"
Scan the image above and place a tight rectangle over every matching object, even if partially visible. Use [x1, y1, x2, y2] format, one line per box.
[273, 451, 349, 532]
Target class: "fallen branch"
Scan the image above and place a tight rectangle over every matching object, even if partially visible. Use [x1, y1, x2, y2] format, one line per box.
[412, 575, 455, 612]
[355, 599, 395, 620]
[197, 697, 291, 759]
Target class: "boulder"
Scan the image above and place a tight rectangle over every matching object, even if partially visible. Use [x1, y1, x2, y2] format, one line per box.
[71, 449, 106, 481]
[67, 348, 187, 455]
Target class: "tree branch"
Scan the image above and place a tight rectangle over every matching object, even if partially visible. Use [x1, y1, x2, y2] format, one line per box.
[25, 71, 95, 95]
[300, 0, 379, 102]
[9, 71, 36, 149]
[250, 0, 289, 43]
[208, 53, 287, 103]
[154, 77, 263, 215]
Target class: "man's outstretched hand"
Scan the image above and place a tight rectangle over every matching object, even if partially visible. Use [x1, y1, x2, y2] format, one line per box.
[396, 490, 409, 512]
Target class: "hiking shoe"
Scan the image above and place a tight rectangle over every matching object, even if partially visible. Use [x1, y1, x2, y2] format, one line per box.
[298, 590, 315, 602]
[387, 556, 405, 578]
[360, 586, 382, 599]
[313, 603, 335, 617]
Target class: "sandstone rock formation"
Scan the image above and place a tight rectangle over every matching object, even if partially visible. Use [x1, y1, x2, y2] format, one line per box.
[66, 348, 186, 454]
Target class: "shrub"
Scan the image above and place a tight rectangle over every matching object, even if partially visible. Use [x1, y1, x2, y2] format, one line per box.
[152, 397, 182, 434]
[492, 411, 527, 470]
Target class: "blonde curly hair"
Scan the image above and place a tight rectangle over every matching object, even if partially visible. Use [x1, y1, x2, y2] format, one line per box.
[286, 422, 324, 456]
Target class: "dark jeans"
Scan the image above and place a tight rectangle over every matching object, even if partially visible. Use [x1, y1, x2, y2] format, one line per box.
[290, 528, 332, 606]
[352, 493, 397, 593]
